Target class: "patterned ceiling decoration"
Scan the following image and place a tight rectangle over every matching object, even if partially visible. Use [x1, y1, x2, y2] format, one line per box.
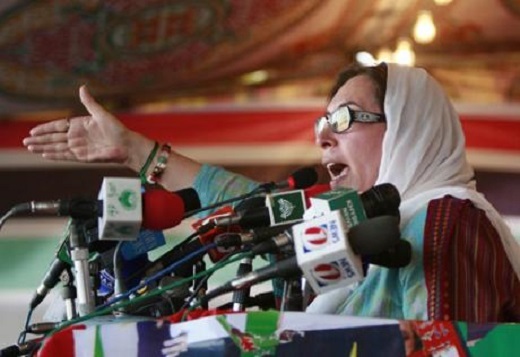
[0, 0, 519, 114]
[0, 0, 348, 104]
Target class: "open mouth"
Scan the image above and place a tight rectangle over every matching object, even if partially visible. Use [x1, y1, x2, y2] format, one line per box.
[327, 163, 348, 179]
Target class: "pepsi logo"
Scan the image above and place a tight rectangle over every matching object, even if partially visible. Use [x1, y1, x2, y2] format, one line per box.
[310, 263, 345, 286]
[302, 226, 328, 251]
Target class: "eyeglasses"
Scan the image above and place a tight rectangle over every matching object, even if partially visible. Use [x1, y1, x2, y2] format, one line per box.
[315, 104, 386, 135]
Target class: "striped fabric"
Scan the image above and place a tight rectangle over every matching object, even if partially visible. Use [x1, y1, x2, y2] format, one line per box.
[424, 196, 520, 322]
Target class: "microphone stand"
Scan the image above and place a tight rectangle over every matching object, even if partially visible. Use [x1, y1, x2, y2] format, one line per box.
[60, 267, 78, 320]
[193, 260, 208, 310]
[280, 275, 304, 312]
[232, 257, 253, 312]
[68, 218, 95, 316]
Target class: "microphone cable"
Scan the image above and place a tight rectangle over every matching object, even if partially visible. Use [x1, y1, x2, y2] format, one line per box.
[122, 230, 203, 286]
[98, 242, 223, 310]
[182, 166, 318, 219]
[42, 250, 251, 339]
[16, 309, 34, 345]
[0, 203, 31, 230]
[182, 188, 262, 219]
[179, 247, 249, 312]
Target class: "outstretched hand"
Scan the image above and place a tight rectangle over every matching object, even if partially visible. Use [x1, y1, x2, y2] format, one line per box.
[23, 85, 131, 164]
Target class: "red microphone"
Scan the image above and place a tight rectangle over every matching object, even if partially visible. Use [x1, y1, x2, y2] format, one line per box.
[303, 183, 331, 208]
[141, 187, 201, 230]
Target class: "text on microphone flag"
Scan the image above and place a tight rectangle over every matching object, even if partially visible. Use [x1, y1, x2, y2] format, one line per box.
[309, 187, 366, 228]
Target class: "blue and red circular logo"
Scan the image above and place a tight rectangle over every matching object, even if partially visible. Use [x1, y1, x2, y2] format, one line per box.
[302, 226, 328, 251]
[310, 263, 344, 285]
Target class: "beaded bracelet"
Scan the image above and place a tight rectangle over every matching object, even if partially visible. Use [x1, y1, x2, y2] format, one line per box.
[139, 141, 159, 184]
[147, 143, 172, 184]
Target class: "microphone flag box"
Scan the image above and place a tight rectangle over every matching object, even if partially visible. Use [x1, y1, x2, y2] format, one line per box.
[292, 210, 363, 294]
[98, 177, 142, 241]
[265, 189, 306, 226]
[309, 188, 366, 228]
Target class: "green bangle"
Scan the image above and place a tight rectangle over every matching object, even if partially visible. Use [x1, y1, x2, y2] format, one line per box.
[139, 141, 159, 184]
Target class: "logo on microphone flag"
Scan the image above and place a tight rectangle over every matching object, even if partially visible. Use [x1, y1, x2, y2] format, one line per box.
[293, 211, 364, 293]
[98, 177, 142, 241]
[266, 190, 306, 225]
[310, 257, 359, 288]
[302, 226, 328, 252]
[311, 263, 344, 286]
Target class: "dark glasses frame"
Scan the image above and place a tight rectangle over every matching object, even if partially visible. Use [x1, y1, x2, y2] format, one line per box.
[315, 104, 386, 135]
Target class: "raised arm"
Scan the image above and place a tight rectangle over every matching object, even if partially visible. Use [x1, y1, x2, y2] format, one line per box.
[23, 85, 201, 191]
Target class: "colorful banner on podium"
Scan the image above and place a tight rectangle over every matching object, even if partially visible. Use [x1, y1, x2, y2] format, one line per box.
[36, 311, 520, 357]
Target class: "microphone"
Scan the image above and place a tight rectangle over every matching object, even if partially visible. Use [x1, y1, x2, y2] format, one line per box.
[203, 212, 404, 303]
[140, 186, 201, 230]
[292, 210, 402, 294]
[214, 223, 295, 250]
[363, 239, 412, 268]
[360, 183, 401, 219]
[30, 257, 69, 310]
[27, 184, 200, 310]
[181, 167, 319, 219]
[202, 256, 301, 304]
[247, 214, 402, 258]
[184, 189, 307, 266]
[210, 188, 310, 230]
[16, 182, 200, 236]
[131, 198, 267, 283]
[257, 166, 318, 193]
[0, 338, 42, 357]
[307, 183, 401, 225]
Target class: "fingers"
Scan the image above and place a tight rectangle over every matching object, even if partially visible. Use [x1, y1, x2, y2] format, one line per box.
[25, 141, 77, 161]
[28, 118, 70, 136]
[80, 85, 108, 118]
[23, 132, 68, 147]
[42, 152, 78, 161]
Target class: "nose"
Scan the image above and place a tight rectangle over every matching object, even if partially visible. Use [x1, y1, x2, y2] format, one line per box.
[316, 126, 337, 150]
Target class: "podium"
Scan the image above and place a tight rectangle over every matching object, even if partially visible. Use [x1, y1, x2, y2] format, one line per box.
[36, 311, 520, 356]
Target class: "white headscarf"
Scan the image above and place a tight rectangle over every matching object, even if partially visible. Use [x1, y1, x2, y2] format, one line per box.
[378, 63, 520, 279]
[307, 63, 520, 314]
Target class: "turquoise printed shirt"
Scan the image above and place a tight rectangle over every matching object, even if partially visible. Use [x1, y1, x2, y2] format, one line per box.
[193, 164, 260, 212]
[193, 164, 429, 320]
[335, 207, 428, 320]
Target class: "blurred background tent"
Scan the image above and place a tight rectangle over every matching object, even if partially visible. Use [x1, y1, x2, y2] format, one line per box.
[0, 0, 519, 346]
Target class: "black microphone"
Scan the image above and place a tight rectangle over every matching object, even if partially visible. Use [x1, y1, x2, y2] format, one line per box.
[0, 338, 42, 357]
[257, 166, 318, 193]
[216, 211, 401, 258]
[204, 230, 411, 305]
[214, 223, 295, 249]
[30, 258, 69, 310]
[202, 256, 300, 304]
[202, 213, 402, 301]
[183, 167, 319, 219]
[363, 239, 412, 268]
[212, 183, 401, 232]
[10, 198, 101, 219]
[347, 215, 401, 256]
[360, 183, 401, 220]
